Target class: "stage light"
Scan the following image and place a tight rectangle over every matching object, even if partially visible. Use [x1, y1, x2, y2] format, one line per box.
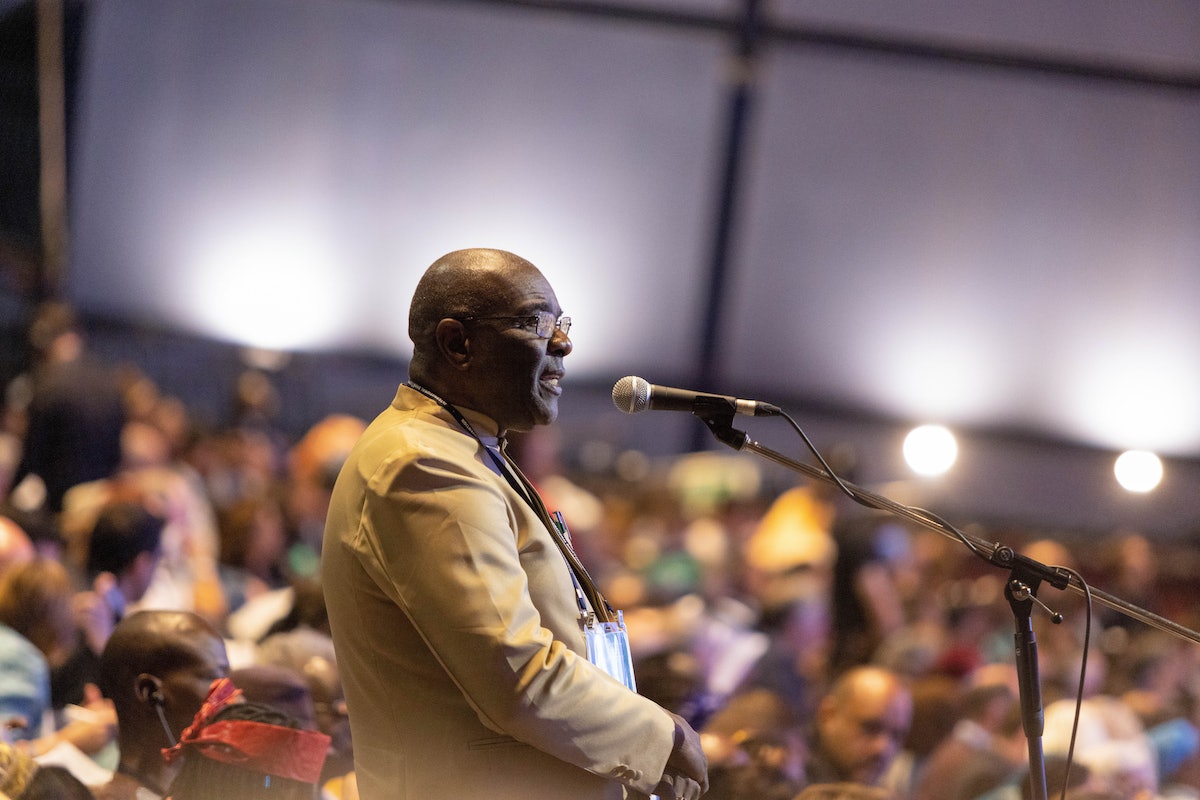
[179, 214, 351, 352]
[903, 424, 958, 477]
[1114, 450, 1163, 493]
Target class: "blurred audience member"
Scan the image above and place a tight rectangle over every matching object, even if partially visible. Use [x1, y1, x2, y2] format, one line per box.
[741, 593, 833, 723]
[284, 415, 365, 564]
[912, 681, 1023, 800]
[701, 688, 804, 800]
[14, 763, 95, 800]
[806, 666, 912, 788]
[0, 560, 76, 734]
[742, 486, 836, 621]
[91, 610, 229, 800]
[215, 494, 288, 615]
[0, 574, 52, 741]
[10, 302, 126, 516]
[829, 518, 912, 672]
[163, 678, 328, 800]
[0, 558, 115, 758]
[228, 665, 315, 732]
[1097, 530, 1160, 633]
[53, 499, 166, 710]
[229, 577, 329, 647]
[1043, 695, 1159, 800]
[256, 628, 353, 792]
[0, 742, 41, 796]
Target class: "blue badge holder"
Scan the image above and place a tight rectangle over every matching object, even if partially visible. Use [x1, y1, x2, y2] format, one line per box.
[582, 609, 637, 692]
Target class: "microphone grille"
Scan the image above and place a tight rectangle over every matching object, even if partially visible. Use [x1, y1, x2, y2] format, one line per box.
[611, 375, 651, 414]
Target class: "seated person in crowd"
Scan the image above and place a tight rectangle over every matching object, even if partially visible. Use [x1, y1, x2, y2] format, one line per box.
[162, 678, 328, 800]
[806, 666, 913, 789]
[256, 627, 353, 794]
[0, 741, 94, 800]
[91, 610, 229, 800]
[54, 498, 166, 710]
[227, 665, 315, 733]
[0, 557, 115, 757]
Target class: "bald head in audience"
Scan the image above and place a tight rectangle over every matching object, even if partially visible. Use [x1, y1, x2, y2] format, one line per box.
[810, 666, 913, 787]
[93, 610, 229, 800]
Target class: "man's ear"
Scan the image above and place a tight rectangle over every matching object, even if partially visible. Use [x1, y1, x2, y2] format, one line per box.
[136, 674, 164, 706]
[434, 318, 472, 368]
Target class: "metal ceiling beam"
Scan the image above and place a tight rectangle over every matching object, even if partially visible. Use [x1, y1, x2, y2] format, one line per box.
[423, 0, 1200, 92]
[690, 0, 762, 450]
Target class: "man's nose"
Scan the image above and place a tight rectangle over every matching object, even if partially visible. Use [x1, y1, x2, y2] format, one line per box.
[549, 329, 572, 356]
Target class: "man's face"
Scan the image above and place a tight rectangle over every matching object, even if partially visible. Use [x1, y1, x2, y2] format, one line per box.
[818, 677, 912, 785]
[466, 267, 572, 433]
[160, 633, 231, 738]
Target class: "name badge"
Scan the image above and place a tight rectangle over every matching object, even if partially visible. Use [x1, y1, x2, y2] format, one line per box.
[582, 610, 637, 692]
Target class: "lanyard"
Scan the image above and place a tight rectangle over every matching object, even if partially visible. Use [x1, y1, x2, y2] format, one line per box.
[403, 382, 613, 622]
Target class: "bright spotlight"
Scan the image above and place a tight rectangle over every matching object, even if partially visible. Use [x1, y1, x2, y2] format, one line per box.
[1114, 450, 1163, 493]
[903, 424, 958, 477]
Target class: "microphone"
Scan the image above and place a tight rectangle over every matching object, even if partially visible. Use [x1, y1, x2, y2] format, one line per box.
[611, 376, 781, 417]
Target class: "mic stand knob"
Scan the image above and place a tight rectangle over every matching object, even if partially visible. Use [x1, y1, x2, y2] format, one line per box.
[1009, 579, 1064, 624]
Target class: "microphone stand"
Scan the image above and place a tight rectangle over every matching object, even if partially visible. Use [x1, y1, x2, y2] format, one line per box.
[695, 410, 1200, 800]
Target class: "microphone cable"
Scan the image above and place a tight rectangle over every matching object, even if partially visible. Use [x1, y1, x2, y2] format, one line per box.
[774, 406, 1090, 800]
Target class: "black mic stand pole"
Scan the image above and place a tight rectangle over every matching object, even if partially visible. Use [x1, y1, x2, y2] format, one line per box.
[1006, 568, 1050, 800]
[695, 412, 1200, 800]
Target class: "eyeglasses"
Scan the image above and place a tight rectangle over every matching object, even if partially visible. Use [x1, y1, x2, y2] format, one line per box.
[460, 311, 571, 339]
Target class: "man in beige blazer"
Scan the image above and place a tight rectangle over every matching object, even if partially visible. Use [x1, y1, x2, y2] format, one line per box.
[322, 248, 707, 800]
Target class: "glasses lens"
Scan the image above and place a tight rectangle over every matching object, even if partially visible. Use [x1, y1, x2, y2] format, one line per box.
[531, 312, 571, 338]
[531, 312, 551, 338]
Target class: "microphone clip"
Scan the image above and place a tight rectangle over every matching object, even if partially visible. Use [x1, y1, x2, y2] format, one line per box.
[700, 411, 748, 451]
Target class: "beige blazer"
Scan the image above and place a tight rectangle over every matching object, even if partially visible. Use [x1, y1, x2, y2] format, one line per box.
[322, 386, 675, 800]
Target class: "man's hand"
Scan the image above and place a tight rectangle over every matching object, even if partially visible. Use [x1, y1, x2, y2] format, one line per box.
[654, 712, 708, 799]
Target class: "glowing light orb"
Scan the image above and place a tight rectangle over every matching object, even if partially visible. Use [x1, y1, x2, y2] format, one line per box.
[1114, 450, 1163, 493]
[903, 424, 959, 477]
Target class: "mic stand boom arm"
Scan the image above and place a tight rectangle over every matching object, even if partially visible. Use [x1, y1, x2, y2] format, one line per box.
[700, 414, 1200, 647]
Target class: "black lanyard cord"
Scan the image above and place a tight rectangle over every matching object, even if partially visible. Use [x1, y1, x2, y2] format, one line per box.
[403, 382, 613, 621]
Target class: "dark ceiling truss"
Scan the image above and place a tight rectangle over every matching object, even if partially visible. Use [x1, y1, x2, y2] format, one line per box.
[424, 0, 1200, 93]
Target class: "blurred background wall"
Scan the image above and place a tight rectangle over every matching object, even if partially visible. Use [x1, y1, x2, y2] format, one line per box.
[2, 0, 1199, 537]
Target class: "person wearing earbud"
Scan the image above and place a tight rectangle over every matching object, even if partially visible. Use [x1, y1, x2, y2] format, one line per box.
[323, 250, 707, 800]
[90, 610, 230, 800]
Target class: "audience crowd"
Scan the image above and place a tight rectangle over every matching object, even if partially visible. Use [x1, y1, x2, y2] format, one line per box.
[0, 301, 1199, 800]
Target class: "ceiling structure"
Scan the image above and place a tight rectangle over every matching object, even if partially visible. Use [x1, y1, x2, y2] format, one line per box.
[4, 0, 1200, 536]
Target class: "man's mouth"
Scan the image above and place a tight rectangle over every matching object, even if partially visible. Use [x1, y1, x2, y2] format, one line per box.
[540, 371, 564, 395]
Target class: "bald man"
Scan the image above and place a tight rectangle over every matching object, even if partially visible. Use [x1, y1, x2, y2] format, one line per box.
[806, 666, 913, 787]
[92, 610, 230, 800]
[323, 249, 706, 800]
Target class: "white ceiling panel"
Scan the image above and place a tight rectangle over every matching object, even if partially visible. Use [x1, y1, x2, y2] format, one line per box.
[727, 45, 1200, 454]
[71, 0, 727, 380]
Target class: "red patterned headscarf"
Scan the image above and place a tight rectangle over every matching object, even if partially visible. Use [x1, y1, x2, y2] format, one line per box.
[162, 678, 331, 785]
